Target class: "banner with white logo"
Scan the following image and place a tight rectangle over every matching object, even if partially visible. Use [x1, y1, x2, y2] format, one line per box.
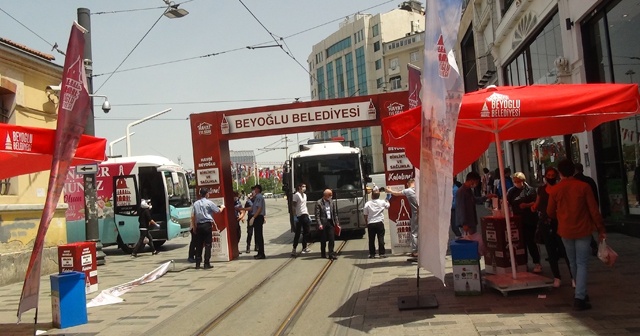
[419, 0, 464, 283]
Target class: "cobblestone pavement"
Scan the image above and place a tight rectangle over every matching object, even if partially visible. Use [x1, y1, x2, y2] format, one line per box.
[0, 200, 638, 335]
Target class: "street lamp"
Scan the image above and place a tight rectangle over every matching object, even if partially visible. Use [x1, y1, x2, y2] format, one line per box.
[126, 108, 172, 156]
[163, 0, 189, 18]
[109, 132, 135, 157]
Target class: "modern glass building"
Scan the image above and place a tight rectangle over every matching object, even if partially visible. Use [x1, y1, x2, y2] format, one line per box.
[307, 1, 425, 173]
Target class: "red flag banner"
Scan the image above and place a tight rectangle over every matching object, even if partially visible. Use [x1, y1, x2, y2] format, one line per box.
[18, 22, 93, 320]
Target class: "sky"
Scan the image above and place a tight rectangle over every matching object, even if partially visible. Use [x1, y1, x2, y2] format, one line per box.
[0, 0, 400, 170]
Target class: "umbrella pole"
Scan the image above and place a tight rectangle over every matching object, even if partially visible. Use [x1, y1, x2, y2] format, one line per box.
[493, 131, 518, 280]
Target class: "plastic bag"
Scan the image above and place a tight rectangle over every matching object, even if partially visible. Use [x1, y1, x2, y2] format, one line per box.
[143, 237, 149, 244]
[597, 239, 618, 267]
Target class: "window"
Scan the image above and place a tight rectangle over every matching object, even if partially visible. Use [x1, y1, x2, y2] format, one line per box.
[354, 30, 364, 44]
[362, 127, 372, 147]
[390, 58, 399, 70]
[326, 37, 352, 58]
[390, 76, 402, 90]
[355, 47, 368, 95]
[335, 57, 345, 98]
[410, 51, 419, 62]
[502, 0, 515, 15]
[326, 61, 335, 99]
[317, 67, 325, 100]
[504, 13, 561, 85]
[331, 130, 339, 138]
[345, 53, 356, 96]
[376, 78, 384, 88]
[350, 128, 360, 147]
[373, 41, 381, 52]
[461, 27, 478, 92]
[341, 129, 348, 139]
[372, 24, 379, 37]
[375, 59, 382, 70]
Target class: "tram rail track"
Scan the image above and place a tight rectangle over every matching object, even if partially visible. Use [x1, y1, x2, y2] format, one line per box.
[195, 240, 349, 336]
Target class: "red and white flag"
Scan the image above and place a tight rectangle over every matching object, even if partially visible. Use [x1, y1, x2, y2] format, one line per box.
[418, 0, 464, 283]
[18, 22, 92, 320]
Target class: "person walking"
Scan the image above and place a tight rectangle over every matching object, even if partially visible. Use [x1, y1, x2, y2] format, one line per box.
[574, 162, 600, 256]
[363, 188, 390, 258]
[247, 185, 266, 259]
[315, 189, 338, 260]
[190, 188, 225, 269]
[547, 159, 606, 311]
[131, 199, 159, 257]
[507, 172, 542, 273]
[531, 167, 572, 288]
[390, 178, 419, 258]
[291, 183, 311, 257]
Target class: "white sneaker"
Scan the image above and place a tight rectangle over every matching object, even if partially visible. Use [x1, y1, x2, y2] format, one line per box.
[291, 248, 297, 257]
[302, 247, 311, 253]
[553, 278, 561, 288]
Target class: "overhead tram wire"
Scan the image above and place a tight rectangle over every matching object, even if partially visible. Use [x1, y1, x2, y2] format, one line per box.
[90, 0, 395, 82]
[94, 10, 166, 93]
[0, 6, 66, 56]
[238, 0, 329, 96]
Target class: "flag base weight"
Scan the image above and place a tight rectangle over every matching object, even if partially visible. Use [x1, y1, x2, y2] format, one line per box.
[397, 294, 438, 310]
[484, 272, 553, 297]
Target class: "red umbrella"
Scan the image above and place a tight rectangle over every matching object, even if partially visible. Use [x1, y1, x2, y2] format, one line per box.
[383, 83, 640, 279]
[0, 123, 107, 180]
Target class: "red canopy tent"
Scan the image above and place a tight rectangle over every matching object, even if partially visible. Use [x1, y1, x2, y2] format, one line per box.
[383, 83, 640, 279]
[0, 123, 107, 179]
[384, 83, 640, 174]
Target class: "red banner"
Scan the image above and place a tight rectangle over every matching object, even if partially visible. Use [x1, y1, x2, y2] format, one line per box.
[408, 64, 422, 109]
[18, 22, 93, 320]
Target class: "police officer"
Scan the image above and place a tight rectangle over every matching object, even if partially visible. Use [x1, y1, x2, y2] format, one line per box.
[246, 185, 266, 259]
[190, 188, 225, 269]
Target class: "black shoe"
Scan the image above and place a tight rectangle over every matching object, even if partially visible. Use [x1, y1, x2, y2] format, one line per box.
[379, 254, 387, 258]
[329, 255, 338, 260]
[188, 258, 196, 263]
[246, 246, 251, 254]
[203, 264, 213, 269]
[131, 254, 137, 258]
[368, 255, 375, 259]
[584, 295, 590, 303]
[573, 298, 592, 311]
[152, 251, 159, 255]
[254, 254, 266, 259]
[195, 264, 201, 269]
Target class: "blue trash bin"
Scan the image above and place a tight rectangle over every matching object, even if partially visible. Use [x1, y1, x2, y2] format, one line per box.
[450, 239, 482, 296]
[50, 271, 88, 328]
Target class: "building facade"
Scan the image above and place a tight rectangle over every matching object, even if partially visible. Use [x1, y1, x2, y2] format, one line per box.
[308, 1, 425, 173]
[0, 38, 65, 285]
[460, 0, 640, 235]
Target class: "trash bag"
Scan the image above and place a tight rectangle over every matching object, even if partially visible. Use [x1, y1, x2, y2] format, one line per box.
[597, 239, 618, 267]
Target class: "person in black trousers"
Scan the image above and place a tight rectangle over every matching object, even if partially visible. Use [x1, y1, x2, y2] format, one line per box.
[315, 189, 338, 260]
[244, 185, 266, 259]
[132, 199, 159, 257]
[191, 188, 225, 269]
[363, 188, 390, 258]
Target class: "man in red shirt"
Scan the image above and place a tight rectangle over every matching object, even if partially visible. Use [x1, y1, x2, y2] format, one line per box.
[547, 159, 606, 311]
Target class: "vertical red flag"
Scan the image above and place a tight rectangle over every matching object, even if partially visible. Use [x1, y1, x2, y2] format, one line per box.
[18, 22, 92, 320]
[407, 63, 422, 109]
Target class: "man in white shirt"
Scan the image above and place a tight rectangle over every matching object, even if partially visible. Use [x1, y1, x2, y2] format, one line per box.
[363, 188, 390, 258]
[291, 183, 312, 256]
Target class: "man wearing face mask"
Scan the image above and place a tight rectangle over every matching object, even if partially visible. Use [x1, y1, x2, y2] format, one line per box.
[507, 172, 541, 273]
[291, 183, 311, 256]
[315, 189, 338, 260]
